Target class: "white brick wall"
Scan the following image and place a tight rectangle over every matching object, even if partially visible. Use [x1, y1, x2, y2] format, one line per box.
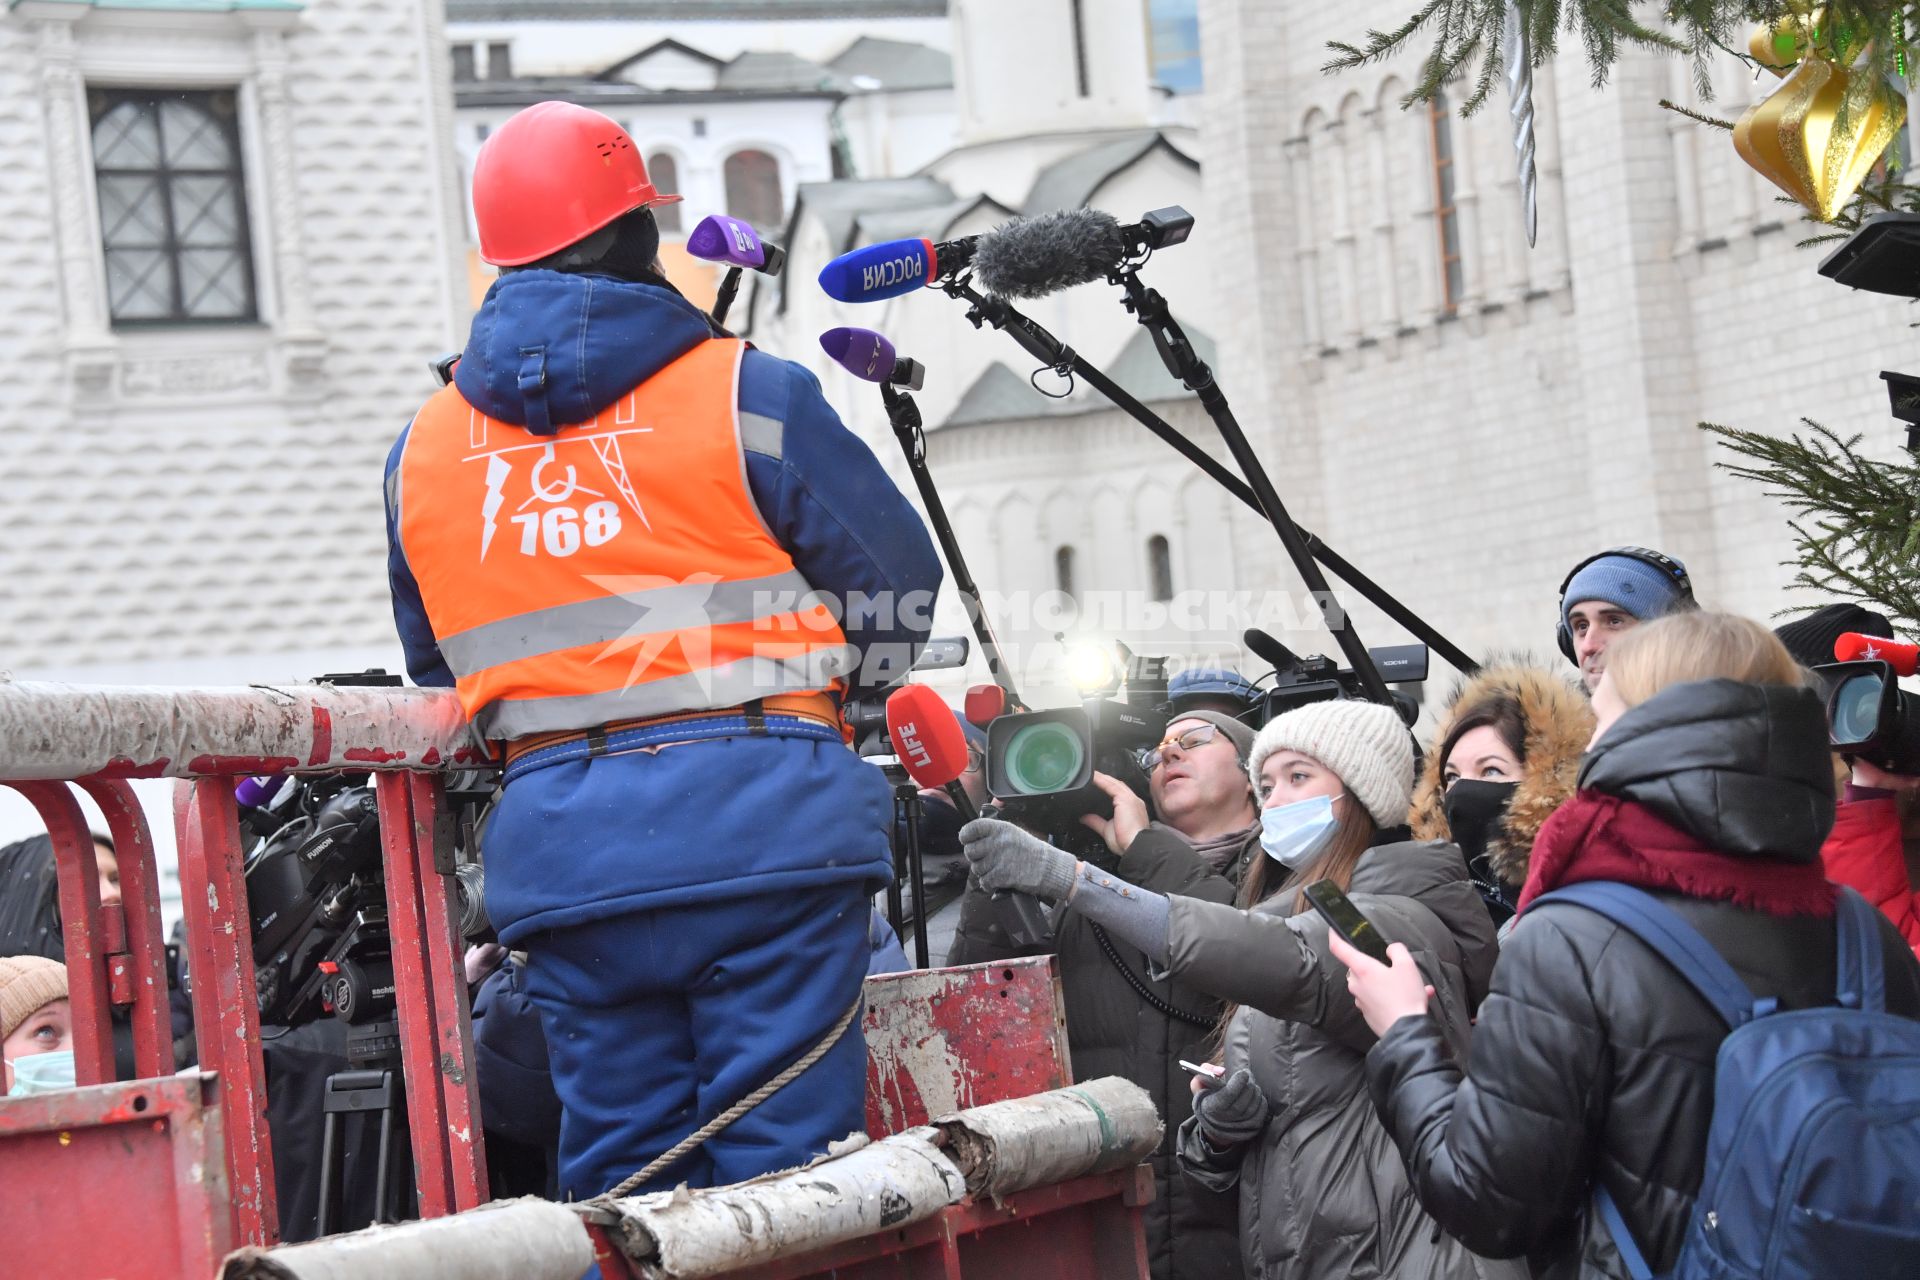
[0, 1, 466, 674]
[1198, 0, 1920, 673]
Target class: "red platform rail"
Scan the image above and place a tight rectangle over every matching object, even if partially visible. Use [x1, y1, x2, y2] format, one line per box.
[0, 679, 491, 1262]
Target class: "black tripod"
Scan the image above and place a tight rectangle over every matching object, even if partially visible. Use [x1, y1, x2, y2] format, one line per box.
[315, 1019, 413, 1235]
[941, 279, 1476, 682]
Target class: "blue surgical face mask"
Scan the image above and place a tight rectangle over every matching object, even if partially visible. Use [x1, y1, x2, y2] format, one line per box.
[1260, 793, 1343, 869]
[7, 1048, 75, 1096]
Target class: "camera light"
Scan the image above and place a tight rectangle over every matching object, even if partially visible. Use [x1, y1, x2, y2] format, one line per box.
[1065, 639, 1121, 695]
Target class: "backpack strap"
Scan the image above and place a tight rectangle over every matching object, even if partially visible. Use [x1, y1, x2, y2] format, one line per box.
[1532, 882, 1764, 1029]
[1834, 887, 1888, 1013]
[1594, 1186, 1656, 1280]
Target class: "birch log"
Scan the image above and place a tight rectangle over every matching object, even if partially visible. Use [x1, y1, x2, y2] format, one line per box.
[933, 1074, 1161, 1200]
[217, 1197, 593, 1280]
[607, 1130, 966, 1277]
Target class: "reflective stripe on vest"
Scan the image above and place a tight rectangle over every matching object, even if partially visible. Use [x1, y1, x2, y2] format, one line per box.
[395, 338, 852, 738]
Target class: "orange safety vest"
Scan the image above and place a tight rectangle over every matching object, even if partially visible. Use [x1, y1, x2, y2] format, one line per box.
[394, 339, 852, 740]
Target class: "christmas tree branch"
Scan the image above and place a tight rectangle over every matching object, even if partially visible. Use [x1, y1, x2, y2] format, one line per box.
[1331, 2, 1919, 113]
[1701, 418, 1920, 634]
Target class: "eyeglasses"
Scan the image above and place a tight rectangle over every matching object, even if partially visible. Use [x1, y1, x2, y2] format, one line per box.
[1138, 723, 1221, 773]
[965, 743, 984, 774]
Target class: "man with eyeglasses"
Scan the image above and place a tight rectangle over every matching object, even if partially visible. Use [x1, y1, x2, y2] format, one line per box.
[948, 708, 1258, 1280]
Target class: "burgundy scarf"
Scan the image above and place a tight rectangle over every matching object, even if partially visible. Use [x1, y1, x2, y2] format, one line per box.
[1516, 790, 1837, 919]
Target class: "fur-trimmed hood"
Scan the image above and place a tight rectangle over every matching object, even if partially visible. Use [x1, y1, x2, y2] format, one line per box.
[1408, 661, 1595, 888]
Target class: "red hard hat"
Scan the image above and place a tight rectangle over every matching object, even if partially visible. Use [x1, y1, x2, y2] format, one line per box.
[472, 101, 682, 267]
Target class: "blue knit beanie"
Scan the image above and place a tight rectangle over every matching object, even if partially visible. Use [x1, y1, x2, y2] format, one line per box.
[1561, 552, 1691, 629]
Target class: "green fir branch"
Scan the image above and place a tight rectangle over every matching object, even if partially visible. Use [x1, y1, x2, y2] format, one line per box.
[1701, 419, 1920, 634]
[1331, 2, 1920, 114]
[1657, 97, 1737, 128]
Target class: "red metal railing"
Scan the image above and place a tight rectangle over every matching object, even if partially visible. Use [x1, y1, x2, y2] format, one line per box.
[0, 679, 493, 1253]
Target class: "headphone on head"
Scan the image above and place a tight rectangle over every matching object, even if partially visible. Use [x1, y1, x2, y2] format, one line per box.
[1555, 546, 1696, 663]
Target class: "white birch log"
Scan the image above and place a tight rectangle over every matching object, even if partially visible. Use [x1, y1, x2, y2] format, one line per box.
[932, 1075, 1161, 1200]
[217, 1197, 593, 1280]
[606, 1130, 966, 1278]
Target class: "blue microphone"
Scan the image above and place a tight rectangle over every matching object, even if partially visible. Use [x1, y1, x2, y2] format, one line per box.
[817, 233, 980, 304]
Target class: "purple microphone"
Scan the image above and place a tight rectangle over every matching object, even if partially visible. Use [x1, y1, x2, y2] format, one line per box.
[820, 327, 924, 391]
[686, 214, 786, 276]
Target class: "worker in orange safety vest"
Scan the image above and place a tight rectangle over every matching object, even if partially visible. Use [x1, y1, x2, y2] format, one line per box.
[383, 101, 942, 1201]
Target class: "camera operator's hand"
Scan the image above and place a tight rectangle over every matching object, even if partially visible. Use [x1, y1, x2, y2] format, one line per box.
[1852, 758, 1920, 793]
[1193, 1067, 1270, 1151]
[1079, 771, 1150, 856]
[960, 819, 1079, 902]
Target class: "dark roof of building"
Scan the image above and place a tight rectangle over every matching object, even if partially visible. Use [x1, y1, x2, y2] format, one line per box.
[1022, 131, 1196, 216]
[596, 37, 724, 82]
[943, 362, 1078, 428]
[852, 192, 1008, 245]
[717, 49, 844, 92]
[828, 36, 952, 91]
[449, 0, 946, 20]
[940, 326, 1219, 429]
[791, 176, 956, 257]
[454, 79, 842, 108]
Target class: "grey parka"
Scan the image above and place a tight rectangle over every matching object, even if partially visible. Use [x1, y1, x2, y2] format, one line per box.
[1171, 839, 1520, 1280]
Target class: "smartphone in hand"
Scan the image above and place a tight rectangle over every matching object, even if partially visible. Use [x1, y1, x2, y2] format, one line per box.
[1303, 878, 1391, 965]
[1178, 1059, 1226, 1080]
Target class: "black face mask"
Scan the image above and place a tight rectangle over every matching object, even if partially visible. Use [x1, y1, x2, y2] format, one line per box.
[1443, 779, 1519, 869]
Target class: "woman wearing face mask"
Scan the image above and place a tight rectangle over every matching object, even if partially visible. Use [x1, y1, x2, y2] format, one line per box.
[1, 954, 74, 1096]
[961, 699, 1509, 1279]
[1408, 664, 1594, 930]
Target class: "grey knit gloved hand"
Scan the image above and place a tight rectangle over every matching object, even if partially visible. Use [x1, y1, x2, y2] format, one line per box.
[1193, 1068, 1270, 1149]
[959, 819, 1078, 902]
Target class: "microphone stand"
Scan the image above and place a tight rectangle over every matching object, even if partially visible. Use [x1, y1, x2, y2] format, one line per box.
[942, 279, 1475, 680]
[710, 266, 744, 328]
[880, 381, 1027, 708]
[1106, 266, 1389, 702]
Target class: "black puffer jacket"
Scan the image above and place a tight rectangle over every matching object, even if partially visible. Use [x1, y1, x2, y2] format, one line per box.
[1364, 680, 1920, 1278]
[950, 823, 1247, 1280]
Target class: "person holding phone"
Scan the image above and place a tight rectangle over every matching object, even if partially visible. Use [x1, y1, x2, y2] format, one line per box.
[961, 699, 1510, 1280]
[1334, 611, 1920, 1280]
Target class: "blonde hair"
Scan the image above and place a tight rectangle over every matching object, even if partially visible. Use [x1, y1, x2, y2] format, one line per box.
[1605, 610, 1806, 709]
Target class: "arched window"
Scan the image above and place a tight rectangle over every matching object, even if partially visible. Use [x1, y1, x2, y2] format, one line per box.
[1054, 546, 1076, 600]
[1147, 535, 1173, 602]
[646, 152, 682, 234]
[1426, 91, 1464, 314]
[724, 149, 783, 231]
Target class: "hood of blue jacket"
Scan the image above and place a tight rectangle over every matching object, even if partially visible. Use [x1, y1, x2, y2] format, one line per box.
[453, 269, 715, 430]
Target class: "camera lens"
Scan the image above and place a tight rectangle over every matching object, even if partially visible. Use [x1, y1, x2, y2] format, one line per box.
[1832, 671, 1886, 745]
[1003, 722, 1086, 794]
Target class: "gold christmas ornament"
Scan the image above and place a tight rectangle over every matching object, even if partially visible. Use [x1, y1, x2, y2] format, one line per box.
[1746, 7, 1868, 76]
[1751, 8, 1822, 75]
[1732, 53, 1905, 222]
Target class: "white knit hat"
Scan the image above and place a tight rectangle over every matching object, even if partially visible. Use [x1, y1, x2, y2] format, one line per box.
[1247, 700, 1415, 828]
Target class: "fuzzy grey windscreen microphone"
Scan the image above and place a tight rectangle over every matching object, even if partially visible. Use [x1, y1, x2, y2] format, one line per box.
[972, 208, 1129, 299]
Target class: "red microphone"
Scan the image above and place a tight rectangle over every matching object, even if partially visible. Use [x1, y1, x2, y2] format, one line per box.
[885, 684, 978, 819]
[963, 683, 1006, 728]
[1835, 632, 1920, 675]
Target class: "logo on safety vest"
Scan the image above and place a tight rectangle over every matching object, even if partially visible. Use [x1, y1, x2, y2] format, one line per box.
[466, 401, 655, 561]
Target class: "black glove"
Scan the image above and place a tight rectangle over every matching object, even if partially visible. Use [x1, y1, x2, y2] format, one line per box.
[1193, 1068, 1270, 1149]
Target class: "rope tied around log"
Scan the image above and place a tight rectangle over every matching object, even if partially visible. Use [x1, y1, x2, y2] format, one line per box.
[591, 995, 863, 1204]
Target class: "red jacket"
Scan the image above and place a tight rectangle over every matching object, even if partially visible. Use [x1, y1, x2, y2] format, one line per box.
[1821, 797, 1920, 956]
